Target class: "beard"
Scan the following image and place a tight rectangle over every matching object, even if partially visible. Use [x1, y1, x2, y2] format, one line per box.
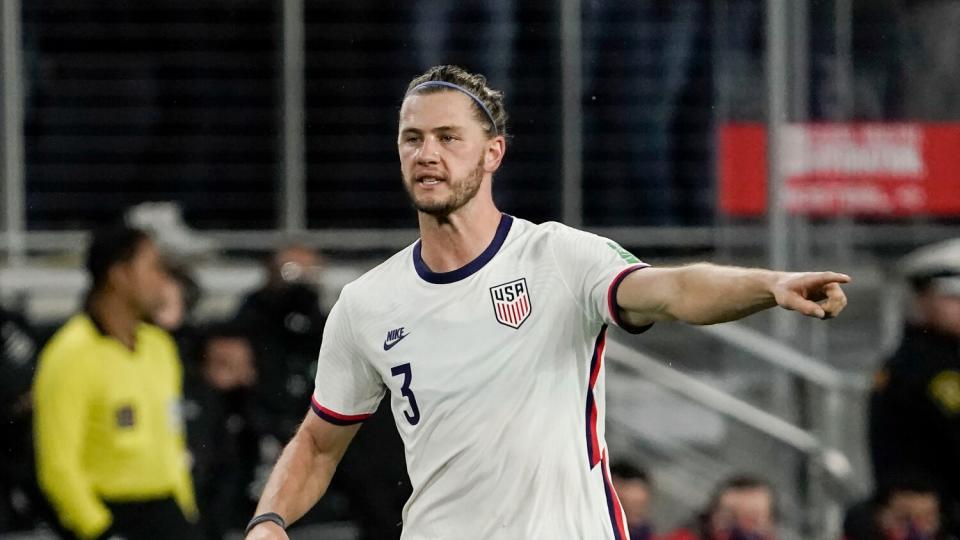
[404, 155, 485, 218]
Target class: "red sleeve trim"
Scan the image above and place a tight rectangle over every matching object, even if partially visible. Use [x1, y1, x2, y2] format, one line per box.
[310, 395, 373, 426]
[606, 264, 653, 335]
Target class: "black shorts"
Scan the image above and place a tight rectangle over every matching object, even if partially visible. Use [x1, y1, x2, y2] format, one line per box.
[101, 497, 200, 540]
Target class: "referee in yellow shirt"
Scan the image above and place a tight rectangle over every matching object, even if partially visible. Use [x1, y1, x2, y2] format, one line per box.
[33, 226, 199, 539]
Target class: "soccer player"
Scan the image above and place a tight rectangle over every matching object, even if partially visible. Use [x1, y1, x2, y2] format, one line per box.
[245, 65, 849, 540]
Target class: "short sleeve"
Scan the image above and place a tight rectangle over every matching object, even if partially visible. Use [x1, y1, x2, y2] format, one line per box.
[548, 224, 652, 334]
[311, 288, 386, 425]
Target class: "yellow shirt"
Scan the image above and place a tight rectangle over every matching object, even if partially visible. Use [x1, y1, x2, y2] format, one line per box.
[33, 314, 197, 539]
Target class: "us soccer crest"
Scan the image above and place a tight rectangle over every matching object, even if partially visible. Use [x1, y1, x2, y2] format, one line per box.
[489, 278, 531, 329]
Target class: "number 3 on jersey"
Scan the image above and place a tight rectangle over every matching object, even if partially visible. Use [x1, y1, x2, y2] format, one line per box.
[391, 363, 421, 426]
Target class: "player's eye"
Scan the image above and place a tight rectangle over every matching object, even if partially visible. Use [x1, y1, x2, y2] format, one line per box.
[439, 134, 457, 143]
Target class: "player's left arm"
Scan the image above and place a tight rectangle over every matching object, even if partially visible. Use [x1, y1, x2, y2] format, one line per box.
[615, 263, 850, 327]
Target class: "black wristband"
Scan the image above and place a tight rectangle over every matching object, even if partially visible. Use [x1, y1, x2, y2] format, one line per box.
[245, 512, 286, 536]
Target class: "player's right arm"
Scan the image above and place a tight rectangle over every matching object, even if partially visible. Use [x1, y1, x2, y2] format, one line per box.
[246, 412, 360, 539]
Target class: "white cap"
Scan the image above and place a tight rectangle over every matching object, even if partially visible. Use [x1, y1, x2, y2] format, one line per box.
[901, 238, 960, 295]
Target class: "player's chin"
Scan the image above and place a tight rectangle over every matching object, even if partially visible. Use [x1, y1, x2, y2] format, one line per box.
[414, 198, 456, 217]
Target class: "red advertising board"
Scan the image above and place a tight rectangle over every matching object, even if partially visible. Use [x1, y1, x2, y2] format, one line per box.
[719, 123, 960, 217]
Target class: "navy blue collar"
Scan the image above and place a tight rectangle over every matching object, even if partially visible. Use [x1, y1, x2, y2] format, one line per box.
[413, 214, 514, 284]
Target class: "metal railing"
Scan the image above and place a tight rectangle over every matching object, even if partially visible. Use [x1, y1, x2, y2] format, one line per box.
[1, 0, 26, 265]
[605, 323, 866, 539]
[607, 340, 848, 458]
[2, 222, 960, 256]
[695, 322, 868, 391]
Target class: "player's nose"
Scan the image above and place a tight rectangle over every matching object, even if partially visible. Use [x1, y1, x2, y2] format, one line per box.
[417, 136, 441, 164]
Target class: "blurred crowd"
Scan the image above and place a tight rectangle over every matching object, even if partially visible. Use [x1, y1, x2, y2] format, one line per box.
[3, 224, 960, 539]
[19, 0, 960, 236]
[0, 224, 408, 539]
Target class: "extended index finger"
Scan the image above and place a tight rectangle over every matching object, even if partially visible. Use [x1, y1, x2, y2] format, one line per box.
[805, 272, 851, 286]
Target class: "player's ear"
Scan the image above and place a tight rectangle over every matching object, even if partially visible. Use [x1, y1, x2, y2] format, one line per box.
[484, 136, 506, 173]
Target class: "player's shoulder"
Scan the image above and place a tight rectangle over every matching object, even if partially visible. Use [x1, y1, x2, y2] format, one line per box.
[523, 219, 611, 250]
[524, 220, 645, 269]
[535, 220, 594, 237]
[339, 242, 418, 300]
[503, 217, 590, 243]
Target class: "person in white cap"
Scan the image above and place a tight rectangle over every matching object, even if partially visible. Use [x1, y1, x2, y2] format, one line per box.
[870, 238, 960, 537]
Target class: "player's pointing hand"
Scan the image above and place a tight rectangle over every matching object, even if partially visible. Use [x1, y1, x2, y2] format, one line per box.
[771, 271, 851, 319]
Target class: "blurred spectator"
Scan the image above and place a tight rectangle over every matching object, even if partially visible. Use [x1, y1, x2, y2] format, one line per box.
[410, 2, 515, 97]
[0, 306, 45, 532]
[850, 0, 906, 120]
[234, 245, 338, 526]
[152, 262, 203, 369]
[714, 0, 765, 120]
[870, 239, 960, 535]
[610, 461, 654, 540]
[32, 225, 199, 539]
[844, 471, 956, 540]
[152, 263, 201, 335]
[183, 324, 259, 540]
[237, 245, 413, 536]
[151, 262, 261, 539]
[582, 0, 710, 225]
[233, 244, 327, 441]
[662, 474, 777, 540]
[235, 245, 410, 536]
[901, 0, 960, 120]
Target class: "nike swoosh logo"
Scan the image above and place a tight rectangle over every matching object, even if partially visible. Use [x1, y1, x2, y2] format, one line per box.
[383, 331, 410, 351]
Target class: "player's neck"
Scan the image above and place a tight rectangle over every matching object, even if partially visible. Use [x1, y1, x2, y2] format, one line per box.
[87, 291, 140, 350]
[417, 200, 503, 273]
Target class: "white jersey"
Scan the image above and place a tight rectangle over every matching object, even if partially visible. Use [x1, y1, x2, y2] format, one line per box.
[311, 215, 650, 540]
